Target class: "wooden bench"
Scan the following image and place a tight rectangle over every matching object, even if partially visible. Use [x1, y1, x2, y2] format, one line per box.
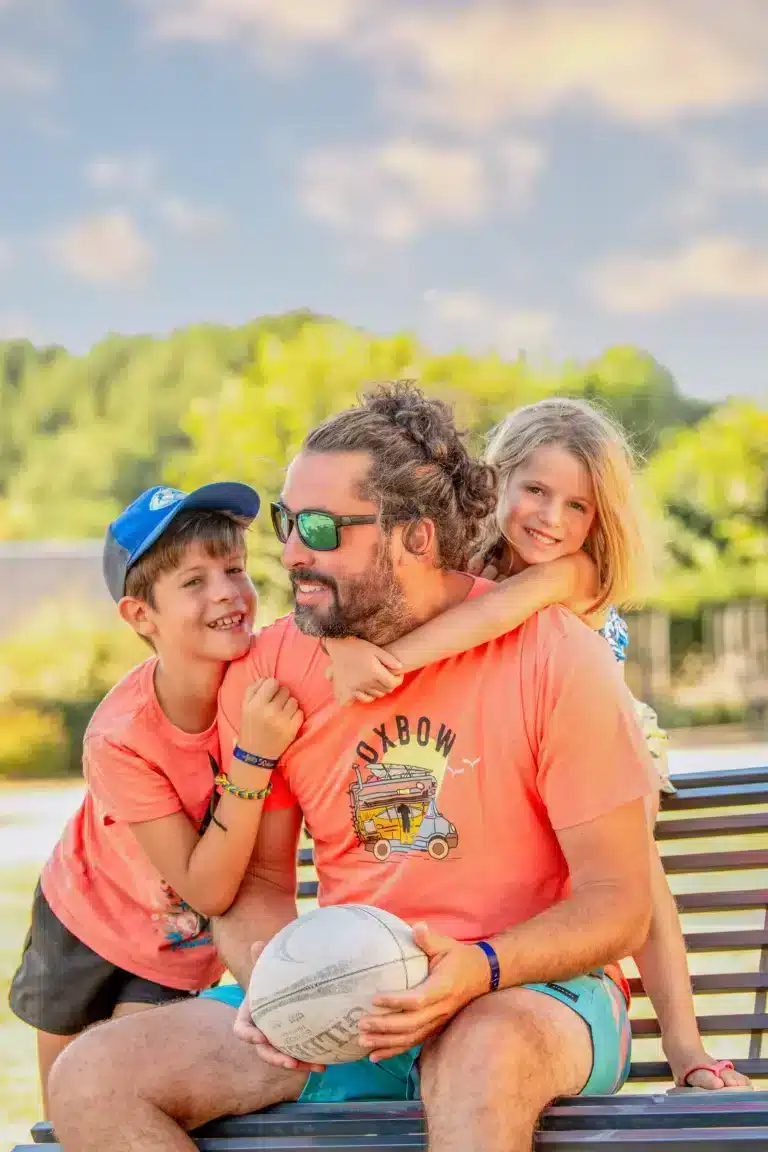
[14, 764, 768, 1150]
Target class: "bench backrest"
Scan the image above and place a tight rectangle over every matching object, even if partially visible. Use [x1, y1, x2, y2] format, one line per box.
[293, 765, 768, 1091]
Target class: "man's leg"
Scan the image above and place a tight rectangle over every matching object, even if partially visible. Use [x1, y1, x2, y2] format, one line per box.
[48, 996, 308, 1152]
[420, 987, 594, 1152]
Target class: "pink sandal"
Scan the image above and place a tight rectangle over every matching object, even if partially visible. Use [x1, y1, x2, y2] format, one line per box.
[668, 1059, 753, 1093]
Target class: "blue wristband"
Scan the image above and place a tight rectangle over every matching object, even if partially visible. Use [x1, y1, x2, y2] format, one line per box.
[474, 940, 501, 991]
[232, 745, 278, 770]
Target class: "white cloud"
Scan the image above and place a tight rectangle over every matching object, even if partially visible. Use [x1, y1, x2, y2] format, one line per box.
[424, 289, 555, 357]
[587, 236, 768, 313]
[157, 195, 225, 236]
[0, 238, 13, 270]
[0, 49, 55, 94]
[140, 0, 373, 56]
[46, 211, 152, 285]
[298, 140, 487, 242]
[85, 154, 157, 195]
[669, 139, 768, 225]
[84, 157, 224, 238]
[135, 0, 768, 130]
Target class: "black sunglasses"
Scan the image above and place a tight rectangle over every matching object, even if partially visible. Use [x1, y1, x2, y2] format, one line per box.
[270, 502, 378, 551]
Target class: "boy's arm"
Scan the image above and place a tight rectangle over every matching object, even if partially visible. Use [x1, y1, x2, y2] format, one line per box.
[125, 678, 302, 918]
[388, 552, 596, 672]
[213, 651, 304, 986]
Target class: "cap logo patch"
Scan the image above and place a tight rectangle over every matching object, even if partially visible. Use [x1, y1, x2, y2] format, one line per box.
[149, 487, 184, 512]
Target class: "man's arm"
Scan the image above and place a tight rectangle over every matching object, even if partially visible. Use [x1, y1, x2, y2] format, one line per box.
[485, 795, 652, 987]
[211, 804, 302, 989]
[356, 795, 652, 1062]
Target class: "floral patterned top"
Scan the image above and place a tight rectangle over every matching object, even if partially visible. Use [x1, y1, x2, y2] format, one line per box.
[598, 605, 630, 663]
[597, 606, 675, 793]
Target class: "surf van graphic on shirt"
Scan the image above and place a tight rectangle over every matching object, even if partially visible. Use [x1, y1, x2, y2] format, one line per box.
[347, 712, 461, 862]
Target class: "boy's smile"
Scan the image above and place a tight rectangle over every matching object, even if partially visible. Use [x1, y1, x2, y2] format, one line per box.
[148, 540, 256, 662]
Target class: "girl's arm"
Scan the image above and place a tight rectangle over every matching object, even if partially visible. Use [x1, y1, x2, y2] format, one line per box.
[129, 679, 303, 918]
[389, 550, 596, 672]
[633, 828, 752, 1089]
[324, 552, 596, 704]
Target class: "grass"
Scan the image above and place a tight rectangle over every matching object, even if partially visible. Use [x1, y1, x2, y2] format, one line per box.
[0, 861, 43, 1150]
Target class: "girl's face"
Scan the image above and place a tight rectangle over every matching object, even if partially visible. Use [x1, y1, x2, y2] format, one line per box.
[499, 444, 597, 571]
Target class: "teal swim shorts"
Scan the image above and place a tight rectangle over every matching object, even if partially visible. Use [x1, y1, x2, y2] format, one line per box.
[200, 968, 631, 1101]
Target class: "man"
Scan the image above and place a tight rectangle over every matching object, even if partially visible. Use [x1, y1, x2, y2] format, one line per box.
[48, 382, 653, 1152]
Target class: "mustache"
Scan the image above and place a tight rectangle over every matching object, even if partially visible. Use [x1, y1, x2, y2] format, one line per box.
[289, 567, 339, 594]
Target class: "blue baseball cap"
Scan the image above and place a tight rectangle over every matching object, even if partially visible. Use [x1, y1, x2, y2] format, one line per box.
[103, 482, 261, 602]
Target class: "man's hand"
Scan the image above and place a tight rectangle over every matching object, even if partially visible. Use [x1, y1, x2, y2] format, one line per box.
[232, 943, 326, 1073]
[357, 924, 489, 1062]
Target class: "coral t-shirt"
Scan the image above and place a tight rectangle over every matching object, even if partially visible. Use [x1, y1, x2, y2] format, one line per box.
[219, 582, 653, 999]
[42, 658, 225, 991]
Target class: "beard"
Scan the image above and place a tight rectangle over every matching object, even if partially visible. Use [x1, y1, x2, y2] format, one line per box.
[290, 540, 414, 646]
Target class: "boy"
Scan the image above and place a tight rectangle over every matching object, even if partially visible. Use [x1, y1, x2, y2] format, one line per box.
[9, 483, 303, 1115]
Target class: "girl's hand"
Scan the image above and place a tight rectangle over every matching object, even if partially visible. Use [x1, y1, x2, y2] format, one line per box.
[467, 552, 501, 581]
[467, 539, 510, 583]
[553, 552, 600, 619]
[323, 637, 404, 705]
[237, 678, 304, 762]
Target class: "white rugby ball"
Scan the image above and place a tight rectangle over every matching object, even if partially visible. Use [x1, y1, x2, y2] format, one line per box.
[248, 904, 428, 1065]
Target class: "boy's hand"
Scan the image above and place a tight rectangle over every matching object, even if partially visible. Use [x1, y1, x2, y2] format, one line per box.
[323, 637, 404, 705]
[237, 678, 304, 761]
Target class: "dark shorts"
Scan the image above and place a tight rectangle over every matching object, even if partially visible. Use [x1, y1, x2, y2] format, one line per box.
[8, 882, 197, 1036]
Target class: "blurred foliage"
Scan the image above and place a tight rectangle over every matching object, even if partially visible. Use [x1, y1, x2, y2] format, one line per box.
[0, 601, 144, 778]
[643, 401, 768, 612]
[0, 314, 766, 774]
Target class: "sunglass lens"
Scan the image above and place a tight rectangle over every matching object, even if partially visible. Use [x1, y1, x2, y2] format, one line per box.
[298, 512, 338, 551]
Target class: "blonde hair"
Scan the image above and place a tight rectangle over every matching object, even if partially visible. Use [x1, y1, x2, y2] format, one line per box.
[484, 397, 645, 611]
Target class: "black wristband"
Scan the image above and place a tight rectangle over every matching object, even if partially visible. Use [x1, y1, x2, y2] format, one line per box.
[232, 745, 278, 770]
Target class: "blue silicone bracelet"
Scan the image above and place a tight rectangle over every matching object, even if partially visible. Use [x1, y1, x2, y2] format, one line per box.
[232, 745, 278, 770]
[474, 940, 501, 991]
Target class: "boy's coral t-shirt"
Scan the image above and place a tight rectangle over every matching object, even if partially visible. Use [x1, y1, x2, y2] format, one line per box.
[42, 658, 225, 991]
[219, 584, 654, 1000]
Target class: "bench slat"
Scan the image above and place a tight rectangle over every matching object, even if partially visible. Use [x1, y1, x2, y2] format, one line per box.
[631, 1014, 768, 1037]
[17, 1129, 768, 1152]
[674, 891, 768, 912]
[660, 783, 768, 810]
[655, 814, 768, 839]
[682, 929, 768, 952]
[664, 767, 768, 790]
[661, 850, 768, 873]
[539, 1132, 768, 1149]
[628, 972, 768, 995]
[629, 1058, 767, 1080]
[543, 1100, 768, 1129]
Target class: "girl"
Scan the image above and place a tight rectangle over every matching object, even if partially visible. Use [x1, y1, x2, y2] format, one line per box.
[325, 396, 751, 1094]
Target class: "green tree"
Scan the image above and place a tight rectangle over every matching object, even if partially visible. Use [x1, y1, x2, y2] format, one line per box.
[643, 400, 768, 610]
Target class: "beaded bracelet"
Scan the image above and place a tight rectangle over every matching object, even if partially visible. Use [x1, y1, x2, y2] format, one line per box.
[214, 772, 273, 801]
[232, 745, 278, 770]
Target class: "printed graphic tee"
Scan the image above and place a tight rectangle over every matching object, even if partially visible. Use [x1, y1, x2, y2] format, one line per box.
[220, 580, 654, 996]
[42, 657, 224, 990]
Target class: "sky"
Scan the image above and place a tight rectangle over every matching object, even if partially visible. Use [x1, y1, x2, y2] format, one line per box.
[1, 0, 768, 402]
